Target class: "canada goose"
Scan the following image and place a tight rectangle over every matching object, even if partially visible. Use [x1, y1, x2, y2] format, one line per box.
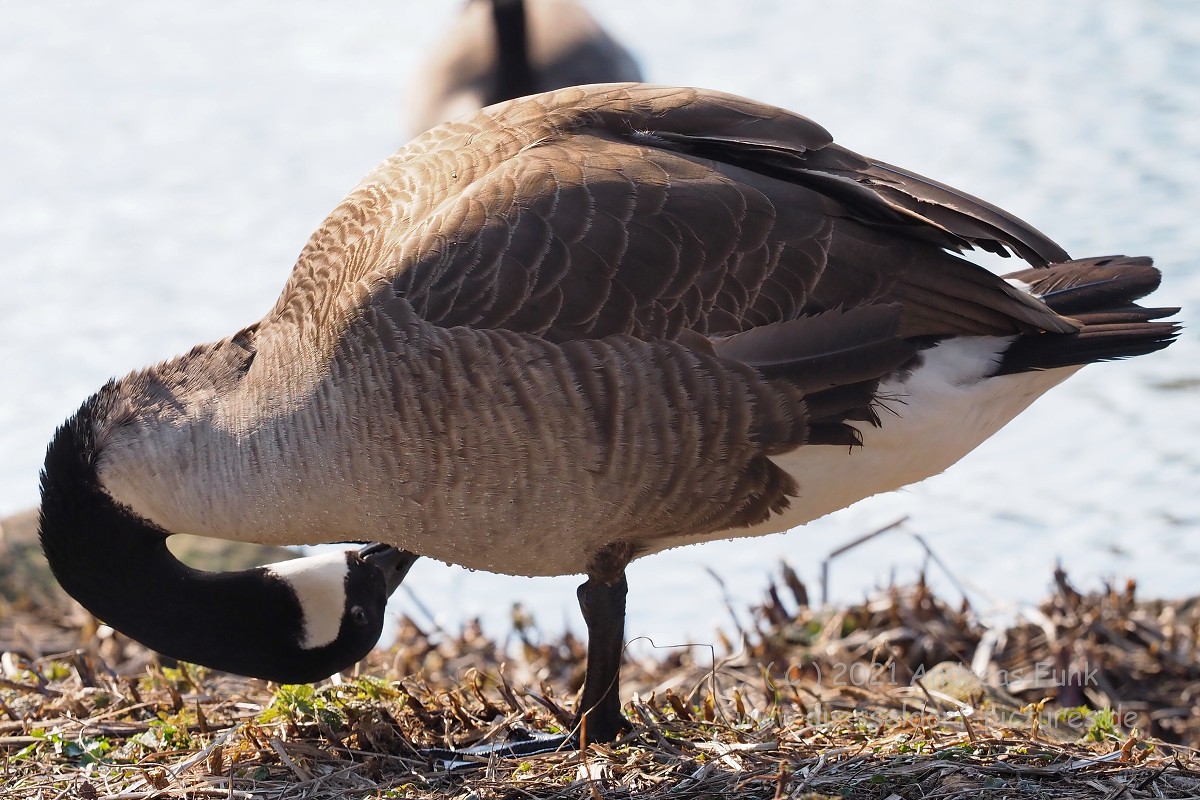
[40, 84, 1178, 746]
[407, 0, 641, 135]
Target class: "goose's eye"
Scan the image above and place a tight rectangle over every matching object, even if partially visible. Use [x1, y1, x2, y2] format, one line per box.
[350, 606, 369, 626]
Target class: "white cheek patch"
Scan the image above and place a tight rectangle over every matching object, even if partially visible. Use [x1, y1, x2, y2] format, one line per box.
[266, 550, 351, 650]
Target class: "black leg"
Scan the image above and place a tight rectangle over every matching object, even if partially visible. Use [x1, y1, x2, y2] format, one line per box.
[421, 570, 631, 768]
[575, 572, 629, 745]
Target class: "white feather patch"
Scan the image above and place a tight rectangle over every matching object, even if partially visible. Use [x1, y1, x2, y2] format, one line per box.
[266, 550, 351, 650]
[1005, 277, 1036, 295]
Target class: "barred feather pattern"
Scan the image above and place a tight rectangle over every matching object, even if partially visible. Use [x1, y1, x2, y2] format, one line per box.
[89, 84, 1173, 580]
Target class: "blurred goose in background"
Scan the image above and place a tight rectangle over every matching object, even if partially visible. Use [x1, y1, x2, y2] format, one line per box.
[407, 0, 641, 136]
[40, 84, 1178, 749]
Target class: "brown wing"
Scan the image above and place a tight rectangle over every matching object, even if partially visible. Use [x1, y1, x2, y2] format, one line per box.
[277, 84, 1075, 347]
[392, 132, 835, 340]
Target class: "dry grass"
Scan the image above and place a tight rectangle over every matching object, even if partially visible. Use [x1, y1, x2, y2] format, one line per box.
[1, 564, 1198, 799]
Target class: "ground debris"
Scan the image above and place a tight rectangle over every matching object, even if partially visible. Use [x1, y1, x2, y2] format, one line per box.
[0, 565, 1197, 799]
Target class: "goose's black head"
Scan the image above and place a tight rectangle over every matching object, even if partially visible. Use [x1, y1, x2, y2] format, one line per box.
[255, 544, 418, 682]
[38, 389, 417, 683]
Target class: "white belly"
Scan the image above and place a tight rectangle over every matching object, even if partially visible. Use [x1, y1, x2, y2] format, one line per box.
[643, 337, 1080, 556]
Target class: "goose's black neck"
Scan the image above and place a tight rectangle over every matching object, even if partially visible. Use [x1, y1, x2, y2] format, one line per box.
[489, 0, 536, 104]
[37, 391, 380, 683]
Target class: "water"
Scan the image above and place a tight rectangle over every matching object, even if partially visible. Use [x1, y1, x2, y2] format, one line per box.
[2, 1, 1198, 649]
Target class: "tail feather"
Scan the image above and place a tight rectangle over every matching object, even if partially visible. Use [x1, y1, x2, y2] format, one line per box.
[998, 321, 1179, 374]
[1070, 305, 1179, 326]
[1005, 255, 1162, 314]
[997, 256, 1181, 375]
